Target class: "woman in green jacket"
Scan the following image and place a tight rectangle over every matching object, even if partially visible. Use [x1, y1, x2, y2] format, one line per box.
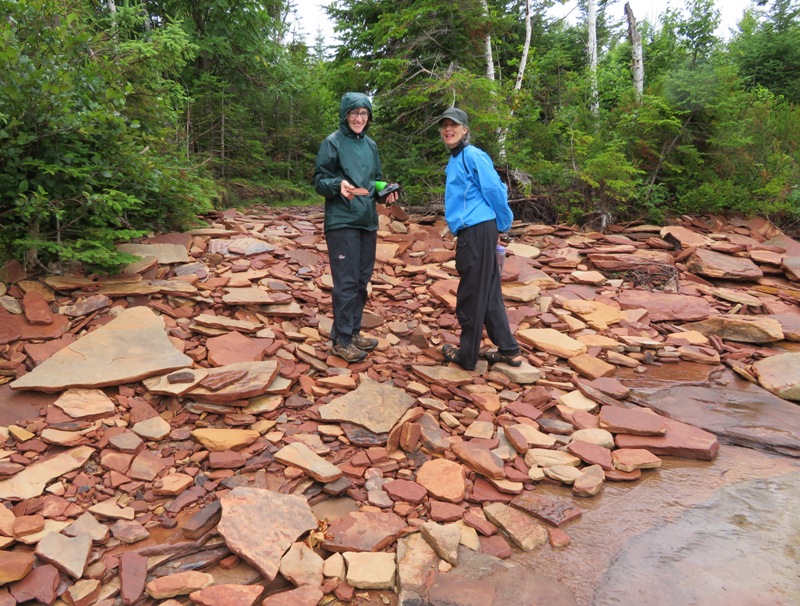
[313, 92, 397, 362]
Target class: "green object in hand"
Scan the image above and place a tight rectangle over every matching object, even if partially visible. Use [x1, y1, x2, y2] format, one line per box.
[375, 181, 388, 192]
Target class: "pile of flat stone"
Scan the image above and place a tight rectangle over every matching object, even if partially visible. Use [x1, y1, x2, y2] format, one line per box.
[0, 205, 799, 605]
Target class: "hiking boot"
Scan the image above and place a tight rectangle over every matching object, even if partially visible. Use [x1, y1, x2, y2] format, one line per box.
[352, 333, 378, 351]
[331, 341, 368, 363]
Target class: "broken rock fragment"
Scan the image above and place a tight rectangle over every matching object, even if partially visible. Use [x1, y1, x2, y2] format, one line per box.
[217, 487, 317, 581]
[274, 442, 342, 482]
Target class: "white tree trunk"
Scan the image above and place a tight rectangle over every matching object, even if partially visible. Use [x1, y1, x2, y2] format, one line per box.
[625, 2, 644, 103]
[482, 0, 495, 81]
[588, 0, 599, 116]
[498, 0, 532, 160]
[107, 0, 117, 13]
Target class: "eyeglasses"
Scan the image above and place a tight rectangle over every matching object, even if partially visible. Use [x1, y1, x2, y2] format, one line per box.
[348, 110, 370, 119]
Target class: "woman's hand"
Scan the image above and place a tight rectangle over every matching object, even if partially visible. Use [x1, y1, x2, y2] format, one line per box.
[384, 191, 398, 205]
[340, 180, 356, 200]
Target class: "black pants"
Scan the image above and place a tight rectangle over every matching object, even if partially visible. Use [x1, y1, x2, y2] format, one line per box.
[454, 219, 518, 369]
[326, 227, 377, 346]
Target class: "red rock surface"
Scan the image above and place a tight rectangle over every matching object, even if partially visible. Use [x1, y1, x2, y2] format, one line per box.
[1, 207, 799, 604]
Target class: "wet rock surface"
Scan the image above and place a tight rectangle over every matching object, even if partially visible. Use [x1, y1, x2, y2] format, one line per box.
[0, 207, 798, 605]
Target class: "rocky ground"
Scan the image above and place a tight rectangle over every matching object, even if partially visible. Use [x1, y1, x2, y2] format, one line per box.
[0, 203, 799, 606]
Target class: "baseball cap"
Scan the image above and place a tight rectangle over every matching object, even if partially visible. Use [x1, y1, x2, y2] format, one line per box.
[438, 107, 468, 126]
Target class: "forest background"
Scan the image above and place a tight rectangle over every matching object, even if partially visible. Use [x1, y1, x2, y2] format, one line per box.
[1, 0, 799, 271]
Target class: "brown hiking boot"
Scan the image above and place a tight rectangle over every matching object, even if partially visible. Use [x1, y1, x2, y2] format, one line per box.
[352, 333, 378, 351]
[331, 341, 367, 363]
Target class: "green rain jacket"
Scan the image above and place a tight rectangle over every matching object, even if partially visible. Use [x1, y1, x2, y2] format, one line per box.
[313, 92, 384, 233]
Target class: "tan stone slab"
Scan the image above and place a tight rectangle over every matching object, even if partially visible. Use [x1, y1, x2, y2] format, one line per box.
[222, 287, 293, 305]
[274, 442, 342, 482]
[318, 377, 415, 434]
[143, 368, 209, 396]
[412, 364, 474, 386]
[191, 428, 260, 452]
[11, 307, 192, 392]
[344, 552, 397, 589]
[0, 446, 94, 500]
[53, 388, 116, 418]
[482, 503, 547, 551]
[682, 316, 783, 344]
[753, 352, 800, 401]
[568, 353, 616, 380]
[517, 328, 587, 358]
[561, 299, 621, 330]
[501, 283, 541, 302]
[192, 313, 262, 333]
[557, 390, 598, 412]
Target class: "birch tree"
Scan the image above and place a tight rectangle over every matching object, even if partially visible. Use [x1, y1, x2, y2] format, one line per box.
[625, 2, 643, 102]
[498, 0, 532, 160]
[588, 0, 599, 116]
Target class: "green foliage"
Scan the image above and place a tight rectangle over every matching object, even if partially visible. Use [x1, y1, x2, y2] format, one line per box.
[3, 0, 800, 263]
[0, 0, 214, 272]
[729, 0, 800, 104]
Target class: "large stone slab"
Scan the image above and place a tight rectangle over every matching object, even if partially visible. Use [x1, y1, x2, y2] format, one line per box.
[517, 328, 587, 358]
[217, 487, 317, 581]
[318, 377, 415, 434]
[616, 290, 719, 322]
[682, 316, 784, 344]
[11, 307, 191, 392]
[613, 405, 720, 460]
[630, 376, 800, 458]
[686, 248, 763, 281]
[0, 446, 94, 500]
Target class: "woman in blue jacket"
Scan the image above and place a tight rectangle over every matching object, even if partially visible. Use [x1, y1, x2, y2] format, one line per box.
[438, 107, 522, 370]
[313, 92, 397, 363]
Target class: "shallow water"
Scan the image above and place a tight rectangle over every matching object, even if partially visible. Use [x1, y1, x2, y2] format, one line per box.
[513, 445, 800, 606]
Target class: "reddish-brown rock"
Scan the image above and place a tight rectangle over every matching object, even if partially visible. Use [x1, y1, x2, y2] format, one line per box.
[190, 584, 264, 606]
[119, 552, 148, 605]
[322, 510, 406, 553]
[9, 563, 60, 605]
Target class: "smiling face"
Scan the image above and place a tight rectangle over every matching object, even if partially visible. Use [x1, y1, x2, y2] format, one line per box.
[347, 108, 370, 134]
[439, 119, 468, 149]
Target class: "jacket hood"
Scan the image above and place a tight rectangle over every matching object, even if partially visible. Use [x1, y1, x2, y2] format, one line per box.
[339, 92, 372, 136]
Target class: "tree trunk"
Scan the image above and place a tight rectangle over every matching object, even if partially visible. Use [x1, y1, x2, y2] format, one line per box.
[481, 0, 495, 81]
[625, 2, 644, 103]
[498, 0, 532, 161]
[588, 0, 599, 117]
